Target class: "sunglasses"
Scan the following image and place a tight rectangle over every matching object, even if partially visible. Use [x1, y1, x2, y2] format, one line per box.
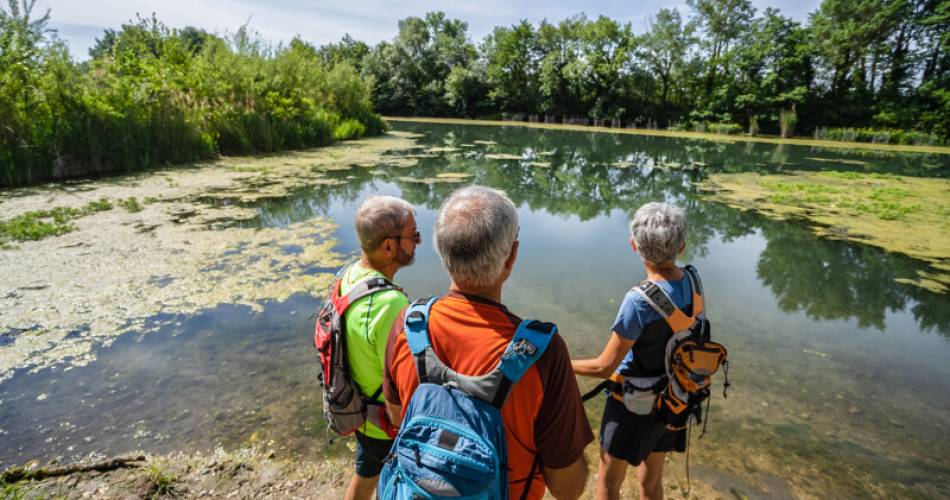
[388, 230, 421, 245]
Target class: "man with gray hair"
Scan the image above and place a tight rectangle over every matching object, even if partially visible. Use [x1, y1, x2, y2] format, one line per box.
[340, 195, 419, 500]
[572, 202, 698, 500]
[383, 186, 593, 500]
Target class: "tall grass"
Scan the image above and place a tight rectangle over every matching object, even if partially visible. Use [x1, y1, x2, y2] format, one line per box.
[0, 4, 385, 188]
[813, 127, 943, 146]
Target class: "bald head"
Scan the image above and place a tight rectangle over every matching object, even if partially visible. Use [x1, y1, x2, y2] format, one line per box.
[433, 186, 519, 289]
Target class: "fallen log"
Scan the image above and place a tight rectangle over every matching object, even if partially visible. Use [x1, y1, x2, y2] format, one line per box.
[1, 455, 147, 484]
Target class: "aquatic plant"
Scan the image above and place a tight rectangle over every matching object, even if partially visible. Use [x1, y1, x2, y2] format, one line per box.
[0, 198, 113, 243]
[120, 197, 143, 213]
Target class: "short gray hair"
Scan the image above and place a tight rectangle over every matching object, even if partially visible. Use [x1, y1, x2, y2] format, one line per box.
[433, 186, 519, 289]
[355, 195, 414, 252]
[629, 202, 687, 264]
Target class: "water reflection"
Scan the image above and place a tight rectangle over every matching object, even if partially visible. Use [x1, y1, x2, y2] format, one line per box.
[242, 123, 949, 337]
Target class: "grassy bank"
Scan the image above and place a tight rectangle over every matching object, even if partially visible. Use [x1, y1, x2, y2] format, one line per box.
[698, 170, 950, 293]
[0, 9, 384, 188]
[385, 117, 950, 155]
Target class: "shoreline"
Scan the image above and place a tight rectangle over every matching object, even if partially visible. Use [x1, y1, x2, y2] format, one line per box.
[385, 116, 950, 155]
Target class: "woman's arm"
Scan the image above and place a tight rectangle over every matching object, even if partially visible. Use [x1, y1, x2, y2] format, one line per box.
[571, 332, 635, 379]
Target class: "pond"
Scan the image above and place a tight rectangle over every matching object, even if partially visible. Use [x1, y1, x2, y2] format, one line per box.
[2, 122, 949, 498]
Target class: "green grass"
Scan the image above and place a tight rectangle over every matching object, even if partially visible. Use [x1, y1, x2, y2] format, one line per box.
[0, 198, 114, 244]
[147, 464, 177, 498]
[0, 481, 26, 500]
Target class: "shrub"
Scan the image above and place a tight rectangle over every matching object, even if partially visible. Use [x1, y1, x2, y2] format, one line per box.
[813, 127, 943, 146]
[0, 8, 385, 188]
[707, 122, 743, 135]
[332, 119, 366, 140]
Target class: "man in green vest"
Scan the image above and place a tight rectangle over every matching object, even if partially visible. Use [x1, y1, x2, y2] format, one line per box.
[343, 195, 418, 500]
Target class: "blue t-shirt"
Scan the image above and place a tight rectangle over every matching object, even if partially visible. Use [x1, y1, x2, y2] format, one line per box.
[612, 274, 693, 376]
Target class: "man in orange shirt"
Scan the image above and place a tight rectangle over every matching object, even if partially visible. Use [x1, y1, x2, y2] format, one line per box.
[383, 186, 592, 500]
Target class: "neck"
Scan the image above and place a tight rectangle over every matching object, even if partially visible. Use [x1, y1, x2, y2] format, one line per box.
[448, 279, 503, 304]
[644, 260, 683, 282]
[359, 254, 397, 281]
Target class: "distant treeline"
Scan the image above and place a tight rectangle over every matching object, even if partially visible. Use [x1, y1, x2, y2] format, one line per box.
[0, 1, 383, 188]
[320, 0, 947, 143]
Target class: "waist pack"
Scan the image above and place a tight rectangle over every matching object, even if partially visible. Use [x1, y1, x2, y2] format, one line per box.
[378, 297, 556, 500]
[636, 266, 730, 430]
[313, 265, 403, 437]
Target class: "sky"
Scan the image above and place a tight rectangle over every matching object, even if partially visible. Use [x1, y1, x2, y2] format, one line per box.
[33, 0, 824, 60]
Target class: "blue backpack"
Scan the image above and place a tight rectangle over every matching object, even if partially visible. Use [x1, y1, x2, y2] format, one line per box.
[377, 297, 556, 500]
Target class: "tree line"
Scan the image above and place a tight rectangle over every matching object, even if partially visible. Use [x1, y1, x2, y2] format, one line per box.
[325, 0, 947, 143]
[0, 1, 383, 187]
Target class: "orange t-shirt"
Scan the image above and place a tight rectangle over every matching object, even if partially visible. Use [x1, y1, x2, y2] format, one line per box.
[384, 291, 593, 500]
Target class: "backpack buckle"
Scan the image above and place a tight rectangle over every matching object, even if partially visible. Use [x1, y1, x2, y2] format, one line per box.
[509, 339, 537, 357]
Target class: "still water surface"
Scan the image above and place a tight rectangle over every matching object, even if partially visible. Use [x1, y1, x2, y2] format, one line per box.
[2, 123, 949, 498]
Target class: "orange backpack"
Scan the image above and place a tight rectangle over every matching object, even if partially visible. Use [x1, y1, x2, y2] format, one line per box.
[636, 266, 730, 431]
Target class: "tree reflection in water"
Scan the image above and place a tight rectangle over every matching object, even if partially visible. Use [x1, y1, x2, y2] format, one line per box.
[234, 122, 949, 337]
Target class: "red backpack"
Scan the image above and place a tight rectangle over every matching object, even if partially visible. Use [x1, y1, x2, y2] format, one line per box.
[313, 267, 403, 437]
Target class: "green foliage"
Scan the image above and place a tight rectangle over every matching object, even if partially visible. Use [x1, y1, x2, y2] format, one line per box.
[814, 127, 944, 146]
[0, 7, 383, 187]
[120, 197, 143, 212]
[147, 464, 177, 498]
[0, 480, 25, 500]
[359, 3, 947, 141]
[0, 198, 113, 243]
[332, 119, 366, 140]
[706, 122, 743, 135]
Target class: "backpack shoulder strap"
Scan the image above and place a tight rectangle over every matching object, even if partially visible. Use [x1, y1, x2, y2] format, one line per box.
[635, 276, 694, 332]
[499, 320, 557, 383]
[335, 273, 403, 314]
[635, 280, 677, 318]
[682, 265, 705, 318]
[482, 319, 557, 408]
[404, 296, 437, 382]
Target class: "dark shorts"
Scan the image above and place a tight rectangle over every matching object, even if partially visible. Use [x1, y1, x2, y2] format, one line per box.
[599, 396, 686, 466]
[354, 431, 394, 478]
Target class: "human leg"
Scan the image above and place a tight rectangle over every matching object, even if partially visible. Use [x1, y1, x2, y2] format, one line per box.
[636, 451, 666, 500]
[344, 474, 378, 500]
[596, 448, 629, 500]
[345, 432, 393, 500]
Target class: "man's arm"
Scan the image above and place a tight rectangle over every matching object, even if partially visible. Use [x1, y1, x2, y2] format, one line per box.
[542, 455, 589, 500]
[533, 335, 594, 498]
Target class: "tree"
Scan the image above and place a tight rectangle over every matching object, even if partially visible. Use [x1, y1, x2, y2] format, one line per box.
[361, 11, 476, 116]
[483, 20, 541, 115]
[688, 0, 755, 102]
[639, 8, 698, 125]
[318, 34, 369, 71]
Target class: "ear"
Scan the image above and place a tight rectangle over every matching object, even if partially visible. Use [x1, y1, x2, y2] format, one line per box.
[504, 240, 519, 271]
[678, 241, 686, 255]
[380, 237, 395, 257]
[630, 237, 638, 253]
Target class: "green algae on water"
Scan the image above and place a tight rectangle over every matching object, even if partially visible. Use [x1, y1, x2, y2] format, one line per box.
[698, 170, 950, 292]
[0, 132, 420, 381]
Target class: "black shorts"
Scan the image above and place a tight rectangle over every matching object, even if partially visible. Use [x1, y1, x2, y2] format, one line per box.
[354, 431, 394, 478]
[599, 396, 686, 466]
